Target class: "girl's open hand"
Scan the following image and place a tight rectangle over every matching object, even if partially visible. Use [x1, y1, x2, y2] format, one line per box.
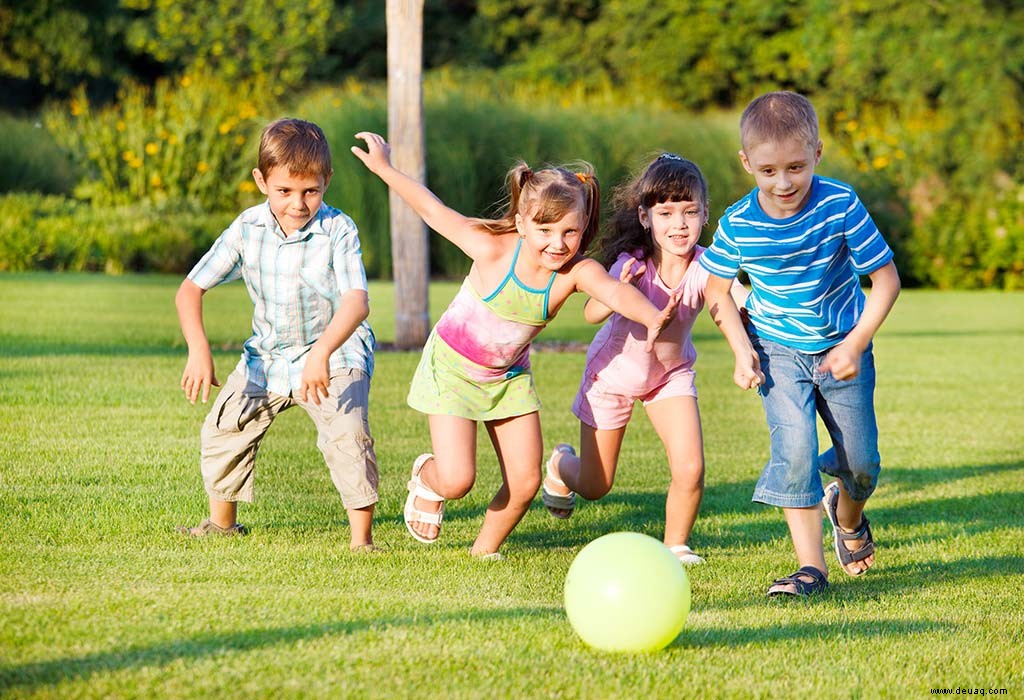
[350, 132, 392, 174]
[644, 290, 681, 352]
[619, 257, 646, 285]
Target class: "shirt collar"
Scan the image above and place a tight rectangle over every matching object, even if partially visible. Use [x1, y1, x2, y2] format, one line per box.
[258, 201, 329, 240]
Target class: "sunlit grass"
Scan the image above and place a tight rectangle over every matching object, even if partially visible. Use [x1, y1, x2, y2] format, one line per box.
[1, 274, 1022, 698]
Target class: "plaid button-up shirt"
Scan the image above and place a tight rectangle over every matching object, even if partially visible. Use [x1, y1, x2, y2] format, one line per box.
[188, 201, 375, 395]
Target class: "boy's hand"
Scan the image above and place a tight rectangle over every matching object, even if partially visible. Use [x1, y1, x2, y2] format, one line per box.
[619, 257, 646, 285]
[300, 347, 331, 405]
[181, 350, 219, 404]
[644, 290, 681, 352]
[733, 352, 765, 391]
[820, 341, 863, 380]
[350, 132, 392, 175]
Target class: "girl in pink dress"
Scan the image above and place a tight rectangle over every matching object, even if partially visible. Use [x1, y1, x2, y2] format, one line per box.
[543, 154, 750, 565]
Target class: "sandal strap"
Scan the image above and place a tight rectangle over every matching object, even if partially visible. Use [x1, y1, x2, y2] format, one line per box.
[769, 566, 828, 596]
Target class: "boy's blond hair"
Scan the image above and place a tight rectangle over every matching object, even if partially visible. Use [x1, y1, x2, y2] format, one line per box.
[740, 92, 820, 151]
[257, 118, 333, 179]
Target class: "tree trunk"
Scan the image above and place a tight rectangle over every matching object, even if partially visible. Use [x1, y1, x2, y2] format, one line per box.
[386, 0, 430, 348]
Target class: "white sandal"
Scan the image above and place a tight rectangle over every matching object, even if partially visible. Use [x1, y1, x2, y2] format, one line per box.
[404, 453, 445, 544]
[669, 544, 705, 566]
[541, 444, 577, 519]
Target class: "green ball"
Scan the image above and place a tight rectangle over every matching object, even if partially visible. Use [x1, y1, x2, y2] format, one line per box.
[564, 532, 690, 652]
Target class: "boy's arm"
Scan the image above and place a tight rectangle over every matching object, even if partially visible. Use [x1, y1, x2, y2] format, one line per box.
[583, 257, 646, 324]
[300, 289, 370, 405]
[705, 273, 763, 390]
[820, 261, 900, 380]
[175, 279, 220, 404]
[351, 132, 493, 261]
[572, 258, 677, 351]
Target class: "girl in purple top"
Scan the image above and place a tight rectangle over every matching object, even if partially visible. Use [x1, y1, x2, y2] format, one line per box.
[352, 133, 679, 558]
[544, 154, 749, 565]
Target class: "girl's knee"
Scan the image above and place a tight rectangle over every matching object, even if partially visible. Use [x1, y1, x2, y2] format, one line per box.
[577, 481, 612, 501]
[430, 460, 476, 499]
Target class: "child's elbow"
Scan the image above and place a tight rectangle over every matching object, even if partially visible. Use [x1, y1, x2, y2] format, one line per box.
[345, 290, 371, 321]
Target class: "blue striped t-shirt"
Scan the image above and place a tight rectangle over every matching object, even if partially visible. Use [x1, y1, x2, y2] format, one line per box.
[188, 201, 375, 395]
[700, 175, 893, 352]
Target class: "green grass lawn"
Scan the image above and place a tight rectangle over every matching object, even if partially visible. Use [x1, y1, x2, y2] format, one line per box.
[1, 273, 1022, 699]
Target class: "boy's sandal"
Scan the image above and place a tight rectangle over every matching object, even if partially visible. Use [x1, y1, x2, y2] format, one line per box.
[823, 481, 876, 576]
[669, 544, 705, 566]
[175, 519, 247, 537]
[404, 453, 445, 544]
[767, 565, 829, 597]
[541, 444, 577, 519]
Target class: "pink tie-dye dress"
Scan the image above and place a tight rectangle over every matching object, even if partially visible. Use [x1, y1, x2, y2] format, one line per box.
[407, 239, 556, 421]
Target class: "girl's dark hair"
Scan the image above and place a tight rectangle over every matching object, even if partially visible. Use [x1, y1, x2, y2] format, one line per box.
[595, 153, 709, 268]
[469, 161, 601, 256]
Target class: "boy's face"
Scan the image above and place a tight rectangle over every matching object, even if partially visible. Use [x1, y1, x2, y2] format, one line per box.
[739, 138, 822, 219]
[253, 167, 332, 236]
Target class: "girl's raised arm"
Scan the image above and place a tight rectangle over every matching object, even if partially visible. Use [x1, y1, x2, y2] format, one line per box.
[351, 132, 488, 258]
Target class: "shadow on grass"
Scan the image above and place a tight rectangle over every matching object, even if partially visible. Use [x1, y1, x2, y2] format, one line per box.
[675, 618, 952, 649]
[0, 606, 556, 692]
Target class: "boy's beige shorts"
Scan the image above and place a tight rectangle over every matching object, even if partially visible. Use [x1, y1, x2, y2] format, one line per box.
[199, 368, 378, 509]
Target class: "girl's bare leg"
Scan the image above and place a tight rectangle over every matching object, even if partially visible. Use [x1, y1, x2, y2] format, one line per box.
[408, 414, 478, 541]
[645, 397, 704, 548]
[472, 413, 544, 555]
[545, 423, 628, 519]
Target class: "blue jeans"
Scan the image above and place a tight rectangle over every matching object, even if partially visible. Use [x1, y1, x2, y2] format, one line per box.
[750, 333, 881, 508]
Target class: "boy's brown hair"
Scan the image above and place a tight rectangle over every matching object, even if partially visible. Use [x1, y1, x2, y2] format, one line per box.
[257, 118, 333, 179]
[740, 91, 820, 151]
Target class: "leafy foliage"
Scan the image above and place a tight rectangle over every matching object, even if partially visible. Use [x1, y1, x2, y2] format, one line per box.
[120, 0, 342, 92]
[43, 71, 273, 211]
[0, 193, 229, 273]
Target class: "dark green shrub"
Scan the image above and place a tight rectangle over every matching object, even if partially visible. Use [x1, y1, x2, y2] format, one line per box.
[0, 113, 78, 194]
[0, 193, 229, 273]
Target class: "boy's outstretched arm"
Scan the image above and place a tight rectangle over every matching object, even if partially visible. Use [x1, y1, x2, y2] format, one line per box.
[300, 289, 370, 405]
[176, 279, 219, 404]
[572, 258, 678, 351]
[821, 261, 900, 380]
[705, 273, 763, 390]
[350, 132, 488, 259]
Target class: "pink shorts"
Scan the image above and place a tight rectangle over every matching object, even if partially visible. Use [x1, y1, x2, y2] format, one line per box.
[571, 366, 698, 430]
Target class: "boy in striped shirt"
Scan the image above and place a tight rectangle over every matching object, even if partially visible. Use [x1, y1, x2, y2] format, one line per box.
[174, 119, 379, 550]
[701, 92, 901, 596]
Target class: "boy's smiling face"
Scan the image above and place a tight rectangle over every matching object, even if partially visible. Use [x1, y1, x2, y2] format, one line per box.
[739, 137, 822, 219]
[253, 167, 332, 236]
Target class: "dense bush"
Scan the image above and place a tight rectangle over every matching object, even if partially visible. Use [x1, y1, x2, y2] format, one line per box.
[0, 193, 230, 273]
[0, 113, 78, 194]
[43, 71, 272, 212]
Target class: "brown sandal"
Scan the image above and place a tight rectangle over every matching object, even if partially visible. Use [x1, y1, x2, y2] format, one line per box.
[175, 518, 247, 537]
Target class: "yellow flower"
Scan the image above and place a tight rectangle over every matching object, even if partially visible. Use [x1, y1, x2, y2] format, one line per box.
[150, 174, 163, 187]
[872, 155, 890, 170]
[239, 181, 257, 193]
[218, 121, 233, 135]
[235, 135, 245, 145]
[844, 120, 859, 133]
[180, 75, 192, 88]
[145, 142, 159, 155]
[116, 120, 126, 132]
[70, 100, 84, 116]
[122, 150, 136, 162]
[168, 134, 179, 146]
[197, 161, 210, 174]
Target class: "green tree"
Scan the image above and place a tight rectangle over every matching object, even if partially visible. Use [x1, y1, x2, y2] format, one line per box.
[121, 0, 344, 91]
[0, 0, 127, 102]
